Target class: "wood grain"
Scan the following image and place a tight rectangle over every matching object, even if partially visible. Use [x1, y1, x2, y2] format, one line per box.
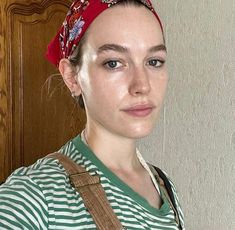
[0, 0, 86, 183]
[0, 0, 8, 183]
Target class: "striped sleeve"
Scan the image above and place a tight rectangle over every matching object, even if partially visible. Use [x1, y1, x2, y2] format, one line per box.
[0, 174, 48, 230]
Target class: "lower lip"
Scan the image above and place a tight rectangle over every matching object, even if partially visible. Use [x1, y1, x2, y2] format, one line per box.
[123, 108, 153, 117]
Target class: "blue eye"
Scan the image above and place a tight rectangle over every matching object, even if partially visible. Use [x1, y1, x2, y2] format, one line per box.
[104, 60, 122, 69]
[148, 59, 165, 67]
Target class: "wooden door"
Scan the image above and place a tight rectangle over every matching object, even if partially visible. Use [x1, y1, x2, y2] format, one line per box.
[0, 0, 86, 183]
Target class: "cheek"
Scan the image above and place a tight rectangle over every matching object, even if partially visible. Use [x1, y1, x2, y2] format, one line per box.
[85, 69, 129, 106]
[152, 73, 168, 99]
[93, 80, 128, 109]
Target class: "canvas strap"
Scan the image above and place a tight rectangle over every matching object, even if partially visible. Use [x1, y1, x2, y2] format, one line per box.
[47, 152, 181, 229]
[47, 152, 124, 230]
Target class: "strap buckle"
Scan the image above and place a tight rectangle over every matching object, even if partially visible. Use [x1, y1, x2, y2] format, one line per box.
[69, 171, 100, 188]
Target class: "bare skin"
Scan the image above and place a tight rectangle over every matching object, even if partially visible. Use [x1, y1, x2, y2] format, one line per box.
[59, 5, 167, 209]
[110, 164, 163, 209]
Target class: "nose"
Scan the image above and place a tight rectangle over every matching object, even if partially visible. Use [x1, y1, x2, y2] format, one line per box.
[128, 66, 151, 96]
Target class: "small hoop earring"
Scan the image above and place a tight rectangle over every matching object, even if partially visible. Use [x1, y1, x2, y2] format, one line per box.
[71, 92, 80, 104]
[71, 91, 76, 98]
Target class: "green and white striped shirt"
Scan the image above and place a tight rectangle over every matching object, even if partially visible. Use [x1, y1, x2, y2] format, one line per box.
[0, 135, 185, 229]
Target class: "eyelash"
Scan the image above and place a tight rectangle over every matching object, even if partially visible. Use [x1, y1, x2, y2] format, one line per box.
[102, 58, 166, 70]
[147, 58, 165, 68]
[103, 60, 123, 70]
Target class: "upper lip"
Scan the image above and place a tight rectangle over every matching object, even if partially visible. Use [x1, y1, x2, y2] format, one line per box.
[121, 103, 156, 111]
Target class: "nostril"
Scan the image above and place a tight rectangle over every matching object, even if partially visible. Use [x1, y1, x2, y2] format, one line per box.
[129, 81, 151, 96]
[128, 67, 151, 96]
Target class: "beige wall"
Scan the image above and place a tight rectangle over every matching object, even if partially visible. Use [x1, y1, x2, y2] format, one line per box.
[138, 0, 235, 229]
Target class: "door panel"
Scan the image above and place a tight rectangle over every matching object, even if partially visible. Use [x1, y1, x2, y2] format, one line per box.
[0, 0, 86, 182]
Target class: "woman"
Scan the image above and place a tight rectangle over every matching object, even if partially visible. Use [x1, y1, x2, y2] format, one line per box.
[0, 0, 185, 229]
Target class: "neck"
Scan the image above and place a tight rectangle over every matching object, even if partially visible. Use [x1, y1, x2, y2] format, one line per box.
[83, 126, 141, 171]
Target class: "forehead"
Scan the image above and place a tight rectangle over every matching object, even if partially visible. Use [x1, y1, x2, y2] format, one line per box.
[86, 5, 164, 48]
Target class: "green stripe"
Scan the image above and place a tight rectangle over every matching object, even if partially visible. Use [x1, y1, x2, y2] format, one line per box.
[72, 135, 171, 215]
[0, 135, 184, 229]
[0, 215, 22, 230]
[0, 194, 47, 228]
[0, 208, 39, 229]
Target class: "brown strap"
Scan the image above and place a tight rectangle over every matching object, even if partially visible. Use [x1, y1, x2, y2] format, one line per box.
[47, 152, 123, 230]
[148, 164, 180, 227]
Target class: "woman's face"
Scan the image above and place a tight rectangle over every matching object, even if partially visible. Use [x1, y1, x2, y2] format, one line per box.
[77, 5, 168, 139]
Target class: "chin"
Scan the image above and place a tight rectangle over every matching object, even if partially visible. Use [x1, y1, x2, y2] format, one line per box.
[125, 124, 154, 139]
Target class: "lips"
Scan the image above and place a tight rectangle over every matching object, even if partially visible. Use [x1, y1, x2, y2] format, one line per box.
[121, 104, 155, 117]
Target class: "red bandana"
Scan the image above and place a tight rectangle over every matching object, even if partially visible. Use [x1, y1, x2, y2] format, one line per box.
[46, 0, 163, 67]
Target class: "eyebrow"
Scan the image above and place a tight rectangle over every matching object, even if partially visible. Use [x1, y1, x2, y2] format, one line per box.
[148, 44, 167, 53]
[97, 44, 128, 54]
[97, 43, 167, 54]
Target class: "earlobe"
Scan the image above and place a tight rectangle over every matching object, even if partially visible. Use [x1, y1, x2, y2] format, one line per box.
[59, 58, 81, 96]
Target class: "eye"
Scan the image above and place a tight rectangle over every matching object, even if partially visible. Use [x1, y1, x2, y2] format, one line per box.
[103, 60, 123, 69]
[148, 59, 165, 68]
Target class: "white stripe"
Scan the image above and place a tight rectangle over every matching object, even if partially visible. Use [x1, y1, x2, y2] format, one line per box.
[0, 217, 22, 230]
[1, 193, 47, 228]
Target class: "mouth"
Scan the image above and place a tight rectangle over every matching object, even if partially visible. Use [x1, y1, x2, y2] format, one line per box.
[121, 104, 155, 117]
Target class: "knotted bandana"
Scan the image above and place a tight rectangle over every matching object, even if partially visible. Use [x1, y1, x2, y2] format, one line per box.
[46, 0, 163, 67]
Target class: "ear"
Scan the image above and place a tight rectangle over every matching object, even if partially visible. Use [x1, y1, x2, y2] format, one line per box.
[58, 58, 81, 96]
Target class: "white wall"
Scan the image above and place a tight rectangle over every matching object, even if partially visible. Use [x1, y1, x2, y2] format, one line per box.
[138, 1, 235, 229]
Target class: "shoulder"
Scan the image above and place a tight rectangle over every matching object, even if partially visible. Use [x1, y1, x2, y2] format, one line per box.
[5, 155, 67, 187]
[0, 137, 89, 229]
[0, 142, 75, 229]
[0, 157, 60, 229]
[8, 137, 81, 188]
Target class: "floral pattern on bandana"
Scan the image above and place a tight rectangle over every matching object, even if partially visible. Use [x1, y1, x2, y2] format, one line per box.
[101, 0, 153, 10]
[60, 0, 89, 58]
[60, 0, 155, 57]
[46, 0, 162, 66]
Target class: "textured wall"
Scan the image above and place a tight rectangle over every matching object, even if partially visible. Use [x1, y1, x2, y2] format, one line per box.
[138, 0, 235, 229]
